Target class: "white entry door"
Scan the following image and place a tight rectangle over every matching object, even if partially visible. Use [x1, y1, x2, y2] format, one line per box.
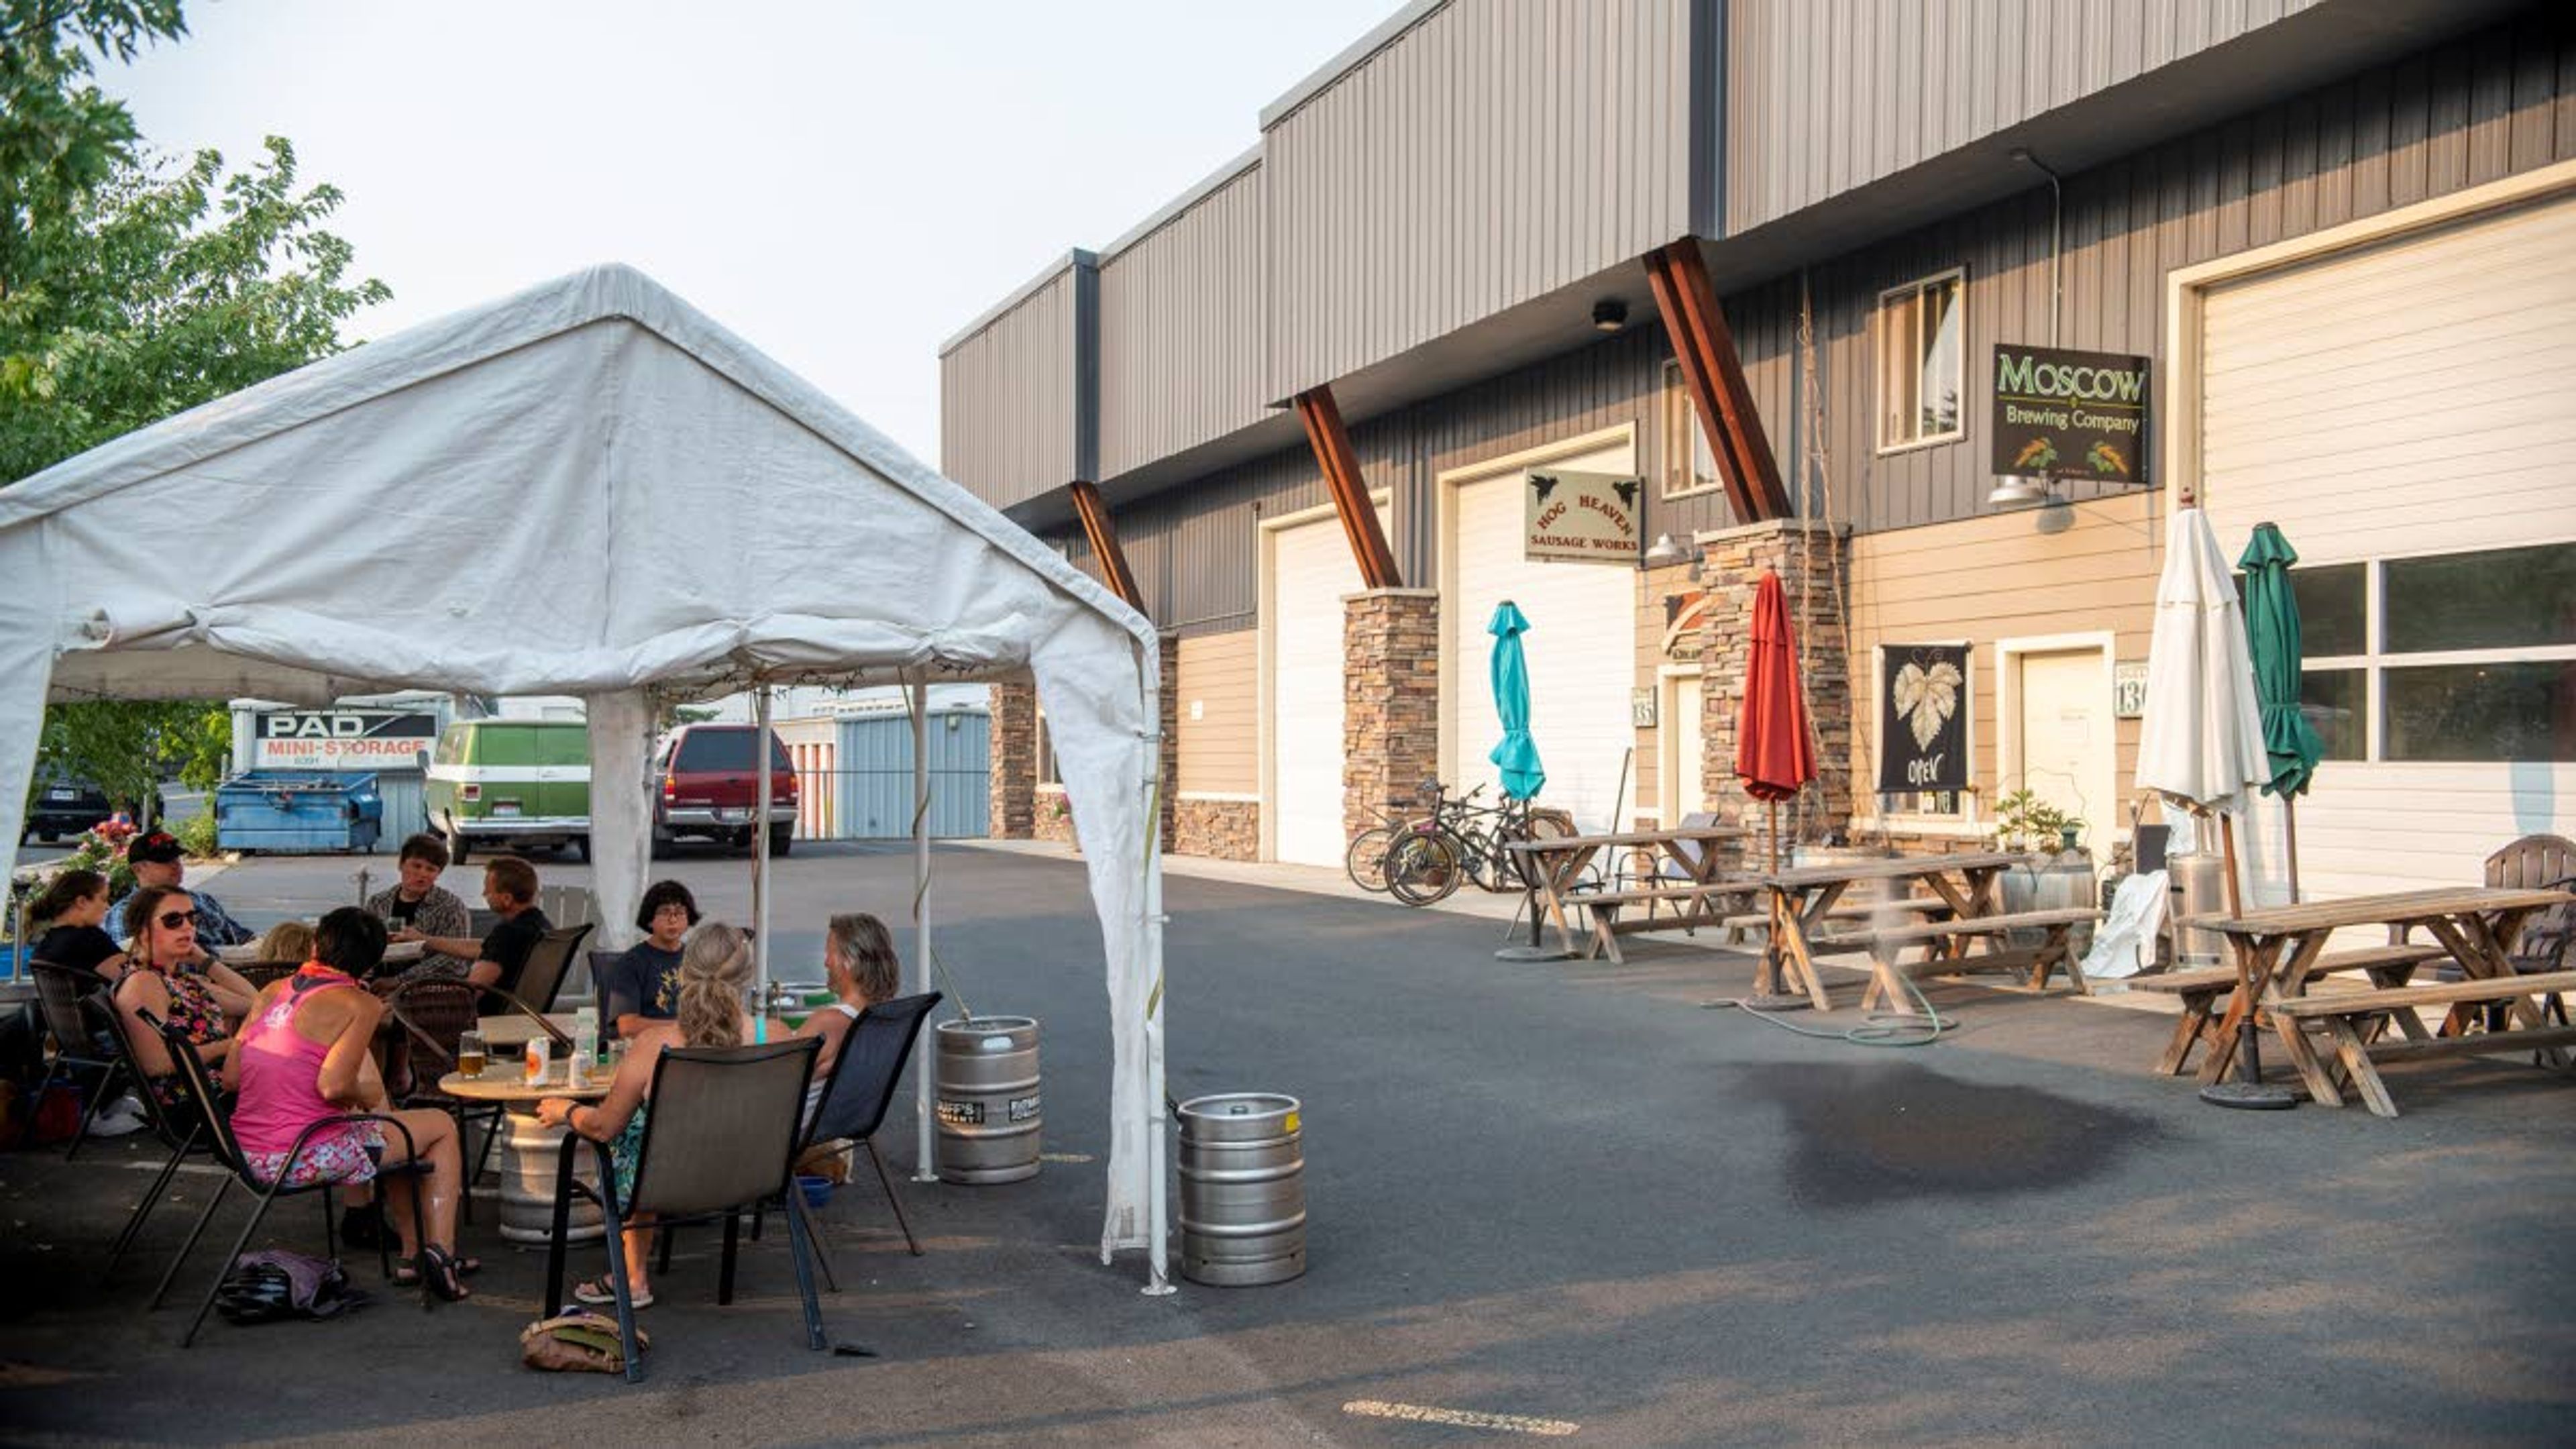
[2011, 647, 2108, 847]
[1664, 674, 1706, 818]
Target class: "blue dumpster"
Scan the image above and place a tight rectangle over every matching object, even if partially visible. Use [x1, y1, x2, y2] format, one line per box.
[215, 771, 384, 855]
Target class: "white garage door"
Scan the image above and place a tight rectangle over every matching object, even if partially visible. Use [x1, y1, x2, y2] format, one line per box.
[1267, 509, 1377, 865]
[2198, 186, 2576, 902]
[1448, 442, 1638, 832]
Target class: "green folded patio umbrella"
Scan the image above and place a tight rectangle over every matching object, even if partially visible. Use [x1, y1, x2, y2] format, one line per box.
[1487, 600, 1546, 800]
[2237, 521, 2325, 900]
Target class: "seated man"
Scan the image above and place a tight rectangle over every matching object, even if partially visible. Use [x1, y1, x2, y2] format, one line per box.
[600, 880, 698, 1039]
[407, 855, 552, 999]
[108, 830, 255, 949]
[370, 833, 476, 989]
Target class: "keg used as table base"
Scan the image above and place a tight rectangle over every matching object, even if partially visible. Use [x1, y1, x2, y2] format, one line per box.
[934, 1016, 1042, 1185]
[495, 1109, 604, 1245]
[1177, 1092, 1306, 1287]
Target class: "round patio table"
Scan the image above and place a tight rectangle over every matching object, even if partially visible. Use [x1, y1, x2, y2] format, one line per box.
[440, 1062, 614, 1246]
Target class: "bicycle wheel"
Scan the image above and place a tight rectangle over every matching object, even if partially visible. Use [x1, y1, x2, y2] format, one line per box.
[1345, 826, 1396, 892]
[1384, 830, 1465, 906]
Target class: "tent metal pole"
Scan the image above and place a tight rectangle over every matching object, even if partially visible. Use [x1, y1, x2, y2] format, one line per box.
[753, 682, 773, 1042]
[911, 678, 938, 1183]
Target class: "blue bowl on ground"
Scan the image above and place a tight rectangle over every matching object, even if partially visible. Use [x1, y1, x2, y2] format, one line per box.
[797, 1175, 833, 1210]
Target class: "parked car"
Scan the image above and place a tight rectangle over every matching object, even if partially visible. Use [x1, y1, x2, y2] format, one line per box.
[20, 773, 156, 845]
[422, 719, 591, 862]
[653, 724, 797, 856]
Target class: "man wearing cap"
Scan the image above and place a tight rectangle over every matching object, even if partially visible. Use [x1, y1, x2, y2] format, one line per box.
[107, 830, 256, 950]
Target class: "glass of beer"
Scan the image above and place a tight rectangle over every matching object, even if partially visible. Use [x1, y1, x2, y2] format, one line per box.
[458, 1030, 486, 1077]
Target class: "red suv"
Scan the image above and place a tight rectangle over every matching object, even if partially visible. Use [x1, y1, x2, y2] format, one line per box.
[652, 724, 798, 856]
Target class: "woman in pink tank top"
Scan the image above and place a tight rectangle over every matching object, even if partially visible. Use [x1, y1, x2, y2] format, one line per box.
[223, 908, 474, 1300]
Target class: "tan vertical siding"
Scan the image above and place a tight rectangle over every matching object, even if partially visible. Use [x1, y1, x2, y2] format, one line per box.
[937, 267, 1078, 510]
[1261, 0, 1697, 400]
[1175, 630, 1259, 796]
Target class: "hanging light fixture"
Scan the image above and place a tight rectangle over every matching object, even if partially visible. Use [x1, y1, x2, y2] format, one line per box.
[1643, 533, 1690, 568]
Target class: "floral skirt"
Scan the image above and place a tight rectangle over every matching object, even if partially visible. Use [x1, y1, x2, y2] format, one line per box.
[608, 1106, 649, 1208]
[246, 1120, 384, 1189]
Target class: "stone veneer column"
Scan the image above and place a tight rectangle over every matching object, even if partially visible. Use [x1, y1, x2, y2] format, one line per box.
[1344, 589, 1442, 847]
[987, 678, 1037, 840]
[1697, 520, 1854, 853]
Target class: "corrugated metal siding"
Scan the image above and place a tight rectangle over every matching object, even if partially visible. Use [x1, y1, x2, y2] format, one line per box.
[1805, 8, 2576, 533]
[1099, 164, 1270, 478]
[937, 269, 1078, 511]
[831, 714, 990, 839]
[1261, 0, 1698, 400]
[1726, 0, 2328, 233]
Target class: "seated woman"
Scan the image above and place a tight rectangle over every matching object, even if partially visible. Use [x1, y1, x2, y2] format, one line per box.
[224, 908, 474, 1299]
[254, 920, 316, 967]
[600, 880, 699, 1039]
[112, 886, 236, 1110]
[794, 912, 902, 1111]
[537, 922, 786, 1309]
[28, 869, 132, 982]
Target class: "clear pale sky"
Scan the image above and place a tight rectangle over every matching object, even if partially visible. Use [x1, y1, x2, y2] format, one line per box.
[106, 0, 1398, 470]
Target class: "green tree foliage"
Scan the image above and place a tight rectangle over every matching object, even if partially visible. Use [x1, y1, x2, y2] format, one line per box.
[4, 1, 391, 812]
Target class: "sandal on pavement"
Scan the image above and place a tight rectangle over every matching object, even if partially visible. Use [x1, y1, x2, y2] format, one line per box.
[410, 1246, 473, 1303]
[392, 1252, 480, 1285]
[573, 1276, 653, 1309]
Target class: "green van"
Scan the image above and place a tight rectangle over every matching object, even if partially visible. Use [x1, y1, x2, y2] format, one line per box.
[422, 718, 591, 863]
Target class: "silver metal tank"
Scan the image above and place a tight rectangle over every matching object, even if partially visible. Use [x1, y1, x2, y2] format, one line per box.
[934, 1016, 1042, 1184]
[2168, 852, 2231, 968]
[1177, 1092, 1307, 1287]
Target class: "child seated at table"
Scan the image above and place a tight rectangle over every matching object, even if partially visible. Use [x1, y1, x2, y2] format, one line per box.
[254, 920, 316, 965]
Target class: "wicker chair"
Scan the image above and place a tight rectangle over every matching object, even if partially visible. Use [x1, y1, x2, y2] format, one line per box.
[385, 979, 501, 1220]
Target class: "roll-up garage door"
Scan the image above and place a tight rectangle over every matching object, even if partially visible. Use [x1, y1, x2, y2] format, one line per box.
[1267, 506, 1386, 865]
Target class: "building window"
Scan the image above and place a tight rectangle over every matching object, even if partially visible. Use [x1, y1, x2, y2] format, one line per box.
[1035, 711, 1061, 787]
[1876, 270, 1966, 453]
[2285, 543, 2576, 765]
[1660, 361, 1721, 500]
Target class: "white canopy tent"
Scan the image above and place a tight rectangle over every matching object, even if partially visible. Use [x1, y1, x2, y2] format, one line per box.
[0, 264, 1174, 1288]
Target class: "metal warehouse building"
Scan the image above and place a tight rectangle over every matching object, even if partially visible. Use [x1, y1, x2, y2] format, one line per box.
[941, 0, 2575, 904]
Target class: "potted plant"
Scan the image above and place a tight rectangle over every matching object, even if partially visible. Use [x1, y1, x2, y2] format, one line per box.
[1991, 790, 2095, 951]
[1991, 790, 2084, 856]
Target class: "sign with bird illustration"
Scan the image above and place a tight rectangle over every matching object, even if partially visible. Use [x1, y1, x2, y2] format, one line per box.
[1522, 469, 1642, 564]
[1878, 644, 1970, 793]
[1990, 344, 2151, 484]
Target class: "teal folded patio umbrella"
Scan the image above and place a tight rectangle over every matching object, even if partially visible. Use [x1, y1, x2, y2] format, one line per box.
[2237, 522, 2325, 900]
[1487, 600, 1546, 800]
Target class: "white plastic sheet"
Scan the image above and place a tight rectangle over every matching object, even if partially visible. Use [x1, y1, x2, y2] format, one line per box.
[0, 264, 1169, 1284]
[2079, 870, 2169, 981]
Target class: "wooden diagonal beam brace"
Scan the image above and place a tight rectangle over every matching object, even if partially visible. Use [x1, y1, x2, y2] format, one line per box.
[1646, 241, 1793, 522]
[1292, 386, 1403, 590]
[1067, 480, 1145, 612]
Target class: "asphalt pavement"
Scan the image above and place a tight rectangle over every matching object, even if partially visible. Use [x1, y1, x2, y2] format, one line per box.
[3, 841, 2572, 1446]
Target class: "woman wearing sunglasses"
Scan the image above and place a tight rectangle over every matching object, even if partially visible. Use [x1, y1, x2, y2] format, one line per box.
[111, 885, 237, 1108]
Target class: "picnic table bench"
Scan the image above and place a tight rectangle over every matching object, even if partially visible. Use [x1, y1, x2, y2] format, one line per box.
[1755, 851, 2049, 1012]
[1501, 825, 1743, 961]
[1841, 906, 2098, 1013]
[2131, 943, 2449, 1076]
[2268, 969, 2576, 1116]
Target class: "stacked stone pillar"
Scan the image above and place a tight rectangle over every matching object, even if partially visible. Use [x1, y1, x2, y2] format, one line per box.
[1156, 630, 1180, 853]
[1696, 520, 1854, 857]
[988, 678, 1038, 839]
[1343, 589, 1442, 847]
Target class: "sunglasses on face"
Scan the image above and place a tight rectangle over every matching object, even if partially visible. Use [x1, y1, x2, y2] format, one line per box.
[158, 910, 199, 929]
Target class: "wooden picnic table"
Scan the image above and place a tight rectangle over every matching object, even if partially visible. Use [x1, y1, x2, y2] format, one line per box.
[2182, 885, 2575, 1110]
[1756, 851, 2030, 1012]
[1501, 825, 1744, 960]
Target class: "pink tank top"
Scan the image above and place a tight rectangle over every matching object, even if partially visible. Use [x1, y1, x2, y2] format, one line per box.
[231, 978, 355, 1161]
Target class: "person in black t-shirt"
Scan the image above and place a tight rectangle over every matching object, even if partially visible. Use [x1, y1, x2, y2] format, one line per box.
[602, 879, 698, 1038]
[411, 855, 551, 998]
[27, 869, 131, 981]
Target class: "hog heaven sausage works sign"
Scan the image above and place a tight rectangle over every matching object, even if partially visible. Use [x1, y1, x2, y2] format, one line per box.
[1878, 645, 1969, 794]
[1991, 345, 2150, 484]
[251, 710, 438, 771]
[1524, 469, 1641, 564]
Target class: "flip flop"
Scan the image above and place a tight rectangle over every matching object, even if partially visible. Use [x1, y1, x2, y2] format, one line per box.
[573, 1276, 654, 1309]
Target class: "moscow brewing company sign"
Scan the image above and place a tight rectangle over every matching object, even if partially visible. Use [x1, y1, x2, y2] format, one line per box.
[252, 710, 437, 770]
[1524, 469, 1641, 564]
[1877, 644, 1970, 794]
[1990, 345, 2151, 484]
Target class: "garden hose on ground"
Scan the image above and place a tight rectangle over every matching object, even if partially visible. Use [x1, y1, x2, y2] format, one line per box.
[1700, 967, 1953, 1048]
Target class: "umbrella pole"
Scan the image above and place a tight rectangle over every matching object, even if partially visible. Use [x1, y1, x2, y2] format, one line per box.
[2284, 798, 2301, 903]
[2202, 808, 2296, 1110]
[752, 682, 773, 1043]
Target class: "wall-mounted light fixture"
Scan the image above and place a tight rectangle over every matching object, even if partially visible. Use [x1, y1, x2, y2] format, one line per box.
[1591, 299, 1628, 333]
[1642, 532, 1707, 582]
[1986, 476, 2050, 508]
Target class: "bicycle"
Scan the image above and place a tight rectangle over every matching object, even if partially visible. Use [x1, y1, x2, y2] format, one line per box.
[1381, 781, 1578, 907]
[1343, 796, 1430, 893]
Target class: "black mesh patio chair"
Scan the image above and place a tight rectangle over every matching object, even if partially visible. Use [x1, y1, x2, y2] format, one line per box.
[586, 948, 625, 1012]
[542, 1036, 824, 1383]
[499, 923, 592, 1014]
[84, 991, 211, 1274]
[139, 1011, 434, 1346]
[29, 959, 123, 1160]
[384, 978, 502, 1223]
[792, 991, 942, 1281]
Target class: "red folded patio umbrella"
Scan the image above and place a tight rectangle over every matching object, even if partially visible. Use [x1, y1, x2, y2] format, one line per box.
[1736, 568, 1816, 872]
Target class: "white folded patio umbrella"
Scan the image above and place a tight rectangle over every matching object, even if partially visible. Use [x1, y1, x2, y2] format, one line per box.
[2135, 504, 2270, 904]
